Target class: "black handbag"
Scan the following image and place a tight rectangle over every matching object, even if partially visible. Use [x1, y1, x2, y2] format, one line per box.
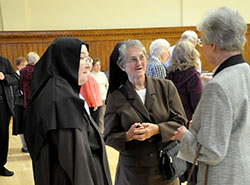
[158, 140, 187, 180]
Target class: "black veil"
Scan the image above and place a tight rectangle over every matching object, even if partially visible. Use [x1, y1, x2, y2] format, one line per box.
[107, 41, 128, 95]
[25, 37, 89, 160]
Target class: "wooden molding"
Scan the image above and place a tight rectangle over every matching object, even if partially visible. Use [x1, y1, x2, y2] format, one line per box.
[0, 27, 194, 41]
[1, 25, 250, 72]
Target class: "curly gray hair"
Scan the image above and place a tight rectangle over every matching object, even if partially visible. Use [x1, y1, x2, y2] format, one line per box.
[149, 39, 170, 58]
[26, 52, 40, 65]
[117, 39, 147, 67]
[197, 6, 247, 52]
[180, 30, 198, 45]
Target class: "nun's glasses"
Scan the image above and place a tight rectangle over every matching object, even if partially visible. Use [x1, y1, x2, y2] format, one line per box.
[80, 56, 93, 63]
[127, 54, 146, 64]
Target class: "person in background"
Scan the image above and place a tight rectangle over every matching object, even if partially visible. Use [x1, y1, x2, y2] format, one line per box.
[15, 57, 27, 76]
[80, 59, 103, 125]
[165, 30, 202, 73]
[19, 51, 40, 108]
[167, 40, 203, 124]
[24, 37, 112, 185]
[12, 57, 28, 153]
[91, 58, 109, 133]
[0, 56, 18, 176]
[166, 40, 203, 185]
[104, 40, 187, 185]
[173, 6, 250, 185]
[146, 38, 170, 78]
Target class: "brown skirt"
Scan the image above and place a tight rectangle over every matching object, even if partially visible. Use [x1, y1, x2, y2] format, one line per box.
[115, 163, 179, 185]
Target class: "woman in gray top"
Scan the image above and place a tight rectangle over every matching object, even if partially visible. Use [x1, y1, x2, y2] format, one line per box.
[173, 6, 250, 185]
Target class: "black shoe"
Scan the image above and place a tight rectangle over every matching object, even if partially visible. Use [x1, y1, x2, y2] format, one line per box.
[21, 148, 29, 153]
[0, 167, 14, 176]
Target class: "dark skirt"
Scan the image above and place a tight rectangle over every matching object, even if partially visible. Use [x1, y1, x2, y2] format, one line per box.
[12, 105, 25, 135]
[89, 106, 101, 125]
[179, 162, 198, 185]
[115, 163, 179, 185]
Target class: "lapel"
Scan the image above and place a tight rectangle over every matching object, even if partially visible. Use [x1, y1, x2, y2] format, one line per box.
[144, 76, 156, 113]
[122, 76, 155, 122]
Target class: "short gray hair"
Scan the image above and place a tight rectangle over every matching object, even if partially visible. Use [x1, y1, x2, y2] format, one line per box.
[197, 6, 247, 52]
[117, 40, 147, 67]
[149, 39, 170, 57]
[168, 40, 199, 72]
[180, 30, 198, 44]
[26, 52, 40, 65]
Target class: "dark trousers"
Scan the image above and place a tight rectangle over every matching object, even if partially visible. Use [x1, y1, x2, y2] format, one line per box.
[0, 99, 11, 167]
[89, 107, 101, 126]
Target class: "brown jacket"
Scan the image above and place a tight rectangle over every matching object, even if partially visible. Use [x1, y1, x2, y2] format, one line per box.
[104, 76, 187, 185]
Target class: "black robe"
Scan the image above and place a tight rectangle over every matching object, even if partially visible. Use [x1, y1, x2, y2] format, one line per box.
[12, 72, 25, 135]
[0, 56, 18, 115]
[0, 56, 18, 167]
[24, 37, 112, 185]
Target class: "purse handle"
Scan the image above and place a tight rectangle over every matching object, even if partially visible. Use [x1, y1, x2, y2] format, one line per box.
[187, 145, 208, 185]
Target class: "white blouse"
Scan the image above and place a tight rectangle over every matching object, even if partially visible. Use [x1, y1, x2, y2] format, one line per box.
[135, 88, 146, 104]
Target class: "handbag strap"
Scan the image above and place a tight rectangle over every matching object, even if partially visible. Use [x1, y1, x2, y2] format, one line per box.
[205, 164, 208, 185]
[187, 145, 208, 185]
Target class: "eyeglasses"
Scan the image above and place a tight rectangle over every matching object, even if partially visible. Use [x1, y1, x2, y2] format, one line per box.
[80, 56, 93, 63]
[127, 54, 146, 64]
[197, 38, 203, 47]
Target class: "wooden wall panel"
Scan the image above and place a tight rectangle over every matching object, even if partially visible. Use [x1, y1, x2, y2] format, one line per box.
[1, 26, 250, 72]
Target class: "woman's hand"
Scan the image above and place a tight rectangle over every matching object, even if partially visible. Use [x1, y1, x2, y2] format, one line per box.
[126, 123, 144, 142]
[189, 119, 193, 128]
[127, 123, 159, 141]
[0, 72, 5, 80]
[140, 123, 159, 140]
[171, 126, 189, 141]
[200, 72, 213, 82]
[126, 123, 159, 142]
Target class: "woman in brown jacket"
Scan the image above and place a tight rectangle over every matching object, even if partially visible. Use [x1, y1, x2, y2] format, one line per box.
[104, 40, 187, 185]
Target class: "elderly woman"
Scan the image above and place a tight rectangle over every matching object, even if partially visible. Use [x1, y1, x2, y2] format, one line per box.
[25, 37, 112, 185]
[12, 57, 28, 153]
[167, 40, 203, 123]
[146, 38, 170, 78]
[173, 6, 250, 185]
[19, 51, 40, 108]
[166, 30, 202, 73]
[104, 40, 187, 185]
[167, 40, 203, 185]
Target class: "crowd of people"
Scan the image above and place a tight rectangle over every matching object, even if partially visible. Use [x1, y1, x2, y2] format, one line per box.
[1, 6, 250, 185]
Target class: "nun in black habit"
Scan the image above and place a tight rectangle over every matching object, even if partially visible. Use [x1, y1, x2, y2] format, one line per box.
[24, 37, 112, 185]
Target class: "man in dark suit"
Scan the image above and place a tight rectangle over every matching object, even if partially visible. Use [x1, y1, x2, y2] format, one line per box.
[0, 56, 18, 176]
